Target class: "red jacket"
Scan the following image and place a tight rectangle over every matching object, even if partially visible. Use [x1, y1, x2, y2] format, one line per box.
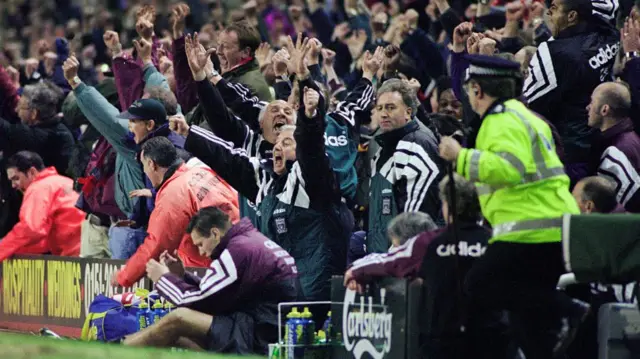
[116, 163, 240, 287]
[0, 167, 83, 261]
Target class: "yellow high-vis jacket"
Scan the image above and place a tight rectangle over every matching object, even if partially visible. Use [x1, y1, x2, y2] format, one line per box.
[456, 99, 580, 244]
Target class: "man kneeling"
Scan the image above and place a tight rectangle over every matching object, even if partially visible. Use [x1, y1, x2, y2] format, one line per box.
[123, 207, 300, 354]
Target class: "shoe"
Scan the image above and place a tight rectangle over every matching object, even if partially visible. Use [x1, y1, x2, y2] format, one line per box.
[552, 299, 590, 357]
[39, 327, 62, 339]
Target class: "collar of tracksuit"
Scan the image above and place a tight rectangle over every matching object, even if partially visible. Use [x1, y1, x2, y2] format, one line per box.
[375, 120, 420, 148]
[600, 118, 635, 146]
[223, 58, 259, 79]
[156, 160, 185, 190]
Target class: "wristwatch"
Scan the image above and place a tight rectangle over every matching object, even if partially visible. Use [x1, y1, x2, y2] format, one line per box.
[207, 69, 220, 80]
[72, 76, 82, 86]
[625, 51, 639, 60]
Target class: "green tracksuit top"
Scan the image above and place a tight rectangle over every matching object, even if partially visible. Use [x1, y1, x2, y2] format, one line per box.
[456, 99, 580, 244]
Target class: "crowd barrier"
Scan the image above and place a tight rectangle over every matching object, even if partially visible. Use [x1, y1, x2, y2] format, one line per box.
[0, 255, 205, 337]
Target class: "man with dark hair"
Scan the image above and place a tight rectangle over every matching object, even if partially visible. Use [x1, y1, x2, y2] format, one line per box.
[572, 176, 621, 213]
[0, 151, 83, 261]
[345, 174, 510, 359]
[367, 78, 445, 254]
[587, 82, 640, 212]
[439, 55, 587, 358]
[123, 206, 298, 355]
[217, 20, 272, 101]
[523, 0, 620, 186]
[111, 137, 240, 287]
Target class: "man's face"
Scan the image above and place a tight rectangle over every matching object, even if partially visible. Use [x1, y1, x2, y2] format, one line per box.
[572, 181, 593, 213]
[217, 30, 247, 73]
[190, 229, 220, 257]
[262, 100, 296, 144]
[272, 129, 297, 175]
[7, 167, 37, 192]
[438, 89, 463, 119]
[140, 151, 162, 188]
[129, 119, 154, 144]
[376, 91, 412, 133]
[586, 87, 604, 129]
[16, 96, 36, 125]
[548, 0, 571, 37]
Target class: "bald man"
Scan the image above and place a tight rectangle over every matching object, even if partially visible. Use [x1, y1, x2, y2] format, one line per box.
[586, 82, 640, 213]
[572, 176, 622, 214]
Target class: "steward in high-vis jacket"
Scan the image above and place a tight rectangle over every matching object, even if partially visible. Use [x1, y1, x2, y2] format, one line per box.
[523, 0, 620, 185]
[439, 55, 587, 359]
[180, 81, 351, 301]
[367, 79, 444, 254]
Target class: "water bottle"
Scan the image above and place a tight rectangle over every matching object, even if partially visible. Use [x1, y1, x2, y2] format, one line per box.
[136, 301, 150, 331]
[152, 300, 166, 323]
[300, 307, 316, 345]
[285, 307, 301, 359]
[322, 311, 332, 343]
[164, 301, 175, 315]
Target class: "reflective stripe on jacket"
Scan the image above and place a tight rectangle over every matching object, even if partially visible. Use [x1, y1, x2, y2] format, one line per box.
[456, 99, 580, 243]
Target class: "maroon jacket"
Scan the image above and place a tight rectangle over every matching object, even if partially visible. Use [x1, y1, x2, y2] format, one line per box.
[155, 218, 299, 315]
[112, 37, 161, 110]
[350, 223, 507, 357]
[594, 118, 640, 213]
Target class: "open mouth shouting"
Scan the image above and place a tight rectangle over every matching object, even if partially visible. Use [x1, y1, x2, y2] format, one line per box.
[273, 116, 287, 133]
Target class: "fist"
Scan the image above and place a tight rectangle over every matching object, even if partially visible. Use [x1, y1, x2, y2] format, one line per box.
[62, 55, 80, 83]
[133, 38, 153, 61]
[103, 30, 120, 50]
[505, 1, 525, 22]
[303, 87, 320, 116]
[37, 40, 50, 56]
[169, 114, 190, 137]
[136, 18, 154, 40]
[321, 48, 336, 66]
[438, 136, 462, 162]
[453, 22, 473, 47]
[6, 66, 20, 85]
[478, 37, 497, 55]
[25, 58, 39, 78]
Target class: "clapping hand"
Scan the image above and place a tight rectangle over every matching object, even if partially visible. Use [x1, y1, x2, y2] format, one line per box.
[185, 32, 216, 81]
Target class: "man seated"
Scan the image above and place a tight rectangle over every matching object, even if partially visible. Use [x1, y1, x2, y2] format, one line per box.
[572, 176, 624, 214]
[344, 174, 510, 359]
[123, 206, 299, 355]
[0, 151, 84, 261]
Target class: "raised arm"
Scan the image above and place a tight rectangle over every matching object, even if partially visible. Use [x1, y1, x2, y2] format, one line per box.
[184, 33, 255, 146]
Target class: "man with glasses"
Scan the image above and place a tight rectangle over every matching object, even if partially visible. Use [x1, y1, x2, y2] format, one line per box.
[438, 54, 588, 359]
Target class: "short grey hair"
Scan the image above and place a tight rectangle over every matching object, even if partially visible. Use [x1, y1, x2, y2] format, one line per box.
[387, 212, 438, 245]
[377, 78, 418, 116]
[22, 81, 63, 120]
[438, 173, 482, 223]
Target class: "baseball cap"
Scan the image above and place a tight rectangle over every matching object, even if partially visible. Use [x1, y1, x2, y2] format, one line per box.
[117, 98, 167, 125]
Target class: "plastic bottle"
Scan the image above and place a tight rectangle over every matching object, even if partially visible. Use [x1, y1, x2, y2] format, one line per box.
[164, 301, 175, 315]
[136, 301, 149, 331]
[322, 311, 332, 343]
[152, 300, 166, 323]
[301, 307, 316, 345]
[285, 307, 301, 359]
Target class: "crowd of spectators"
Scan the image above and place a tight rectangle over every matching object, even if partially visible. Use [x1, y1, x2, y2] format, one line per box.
[0, 0, 639, 356]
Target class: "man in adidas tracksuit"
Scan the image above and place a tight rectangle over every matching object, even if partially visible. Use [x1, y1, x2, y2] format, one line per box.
[523, 0, 619, 186]
[367, 79, 445, 254]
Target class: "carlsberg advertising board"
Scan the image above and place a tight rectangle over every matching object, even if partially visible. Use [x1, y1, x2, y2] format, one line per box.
[330, 276, 421, 359]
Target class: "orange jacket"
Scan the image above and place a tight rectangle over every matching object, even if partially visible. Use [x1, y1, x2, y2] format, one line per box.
[0, 167, 83, 262]
[117, 163, 239, 287]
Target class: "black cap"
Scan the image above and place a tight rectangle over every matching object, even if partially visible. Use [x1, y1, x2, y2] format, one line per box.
[464, 54, 521, 83]
[117, 99, 167, 125]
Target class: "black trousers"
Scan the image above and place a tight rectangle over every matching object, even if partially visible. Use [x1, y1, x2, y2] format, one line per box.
[464, 241, 575, 359]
